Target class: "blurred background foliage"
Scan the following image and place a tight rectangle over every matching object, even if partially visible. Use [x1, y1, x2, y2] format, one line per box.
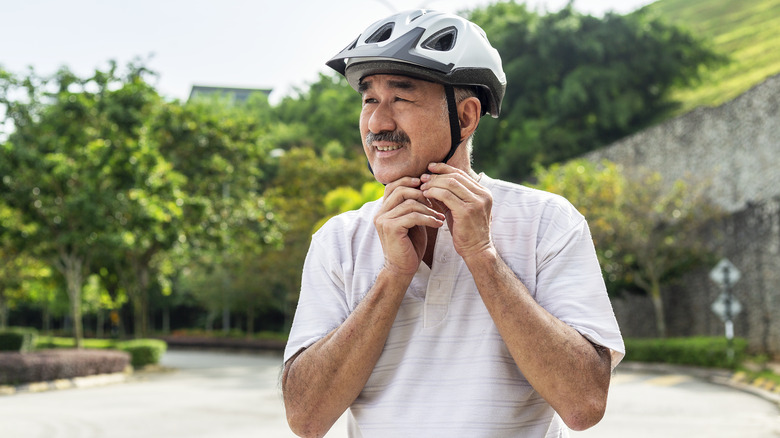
[1, 0, 774, 343]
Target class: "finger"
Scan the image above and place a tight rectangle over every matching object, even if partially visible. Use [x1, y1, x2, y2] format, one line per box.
[420, 175, 474, 206]
[421, 171, 489, 205]
[379, 198, 445, 225]
[382, 185, 432, 213]
[426, 162, 462, 176]
[383, 176, 421, 200]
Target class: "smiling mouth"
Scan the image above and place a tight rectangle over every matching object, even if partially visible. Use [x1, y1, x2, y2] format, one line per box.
[366, 131, 410, 153]
[375, 144, 403, 152]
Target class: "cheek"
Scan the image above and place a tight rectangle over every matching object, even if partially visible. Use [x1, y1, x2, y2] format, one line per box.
[359, 111, 370, 137]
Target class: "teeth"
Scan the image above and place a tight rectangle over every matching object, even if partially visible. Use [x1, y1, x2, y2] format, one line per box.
[376, 145, 402, 151]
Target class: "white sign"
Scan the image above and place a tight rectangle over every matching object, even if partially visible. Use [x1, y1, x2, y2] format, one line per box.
[709, 258, 741, 287]
[711, 292, 742, 323]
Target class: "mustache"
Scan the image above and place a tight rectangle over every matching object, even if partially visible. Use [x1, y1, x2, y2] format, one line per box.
[366, 130, 410, 147]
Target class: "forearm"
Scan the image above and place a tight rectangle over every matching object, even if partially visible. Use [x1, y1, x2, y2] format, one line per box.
[464, 247, 612, 431]
[282, 268, 411, 437]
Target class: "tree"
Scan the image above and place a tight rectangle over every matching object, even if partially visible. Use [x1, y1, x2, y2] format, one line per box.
[274, 73, 363, 158]
[149, 94, 283, 335]
[313, 181, 384, 231]
[0, 62, 164, 346]
[261, 148, 371, 328]
[467, 2, 726, 181]
[531, 159, 721, 337]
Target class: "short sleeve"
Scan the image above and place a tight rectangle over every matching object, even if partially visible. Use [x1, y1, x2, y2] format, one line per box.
[283, 235, 351, 364]
[535, 214, 625, 369]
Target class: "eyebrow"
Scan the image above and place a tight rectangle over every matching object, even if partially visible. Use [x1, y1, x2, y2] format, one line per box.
[358, 77, 417, 94]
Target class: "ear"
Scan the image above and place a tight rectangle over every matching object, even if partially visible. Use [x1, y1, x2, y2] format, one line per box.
[457, 97, 481, 141]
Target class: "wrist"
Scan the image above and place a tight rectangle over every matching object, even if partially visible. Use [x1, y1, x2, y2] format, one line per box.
[462, 243, 499, 272]
[377, 264, 416, 290]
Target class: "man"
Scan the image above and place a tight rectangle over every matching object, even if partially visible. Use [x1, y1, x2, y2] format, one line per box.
[282, 10, 624, 438]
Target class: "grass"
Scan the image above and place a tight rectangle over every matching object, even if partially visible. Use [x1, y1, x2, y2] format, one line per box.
[643, 0, 780, 113]
[36, 336, 118, 349]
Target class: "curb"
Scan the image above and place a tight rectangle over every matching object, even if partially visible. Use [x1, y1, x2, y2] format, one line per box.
[617, 361, 780, 407]
[728, 371, 780, 405]
[0, 371, 129, 396]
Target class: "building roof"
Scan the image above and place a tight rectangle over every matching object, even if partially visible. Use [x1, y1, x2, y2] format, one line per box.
[188, 85, 272, 103]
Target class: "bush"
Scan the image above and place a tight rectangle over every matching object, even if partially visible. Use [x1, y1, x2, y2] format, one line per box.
[624, 336, 747, 369]
[117, 339, 167, 368]
[0, 327, 38, 352]
[0, 349, 130, 385]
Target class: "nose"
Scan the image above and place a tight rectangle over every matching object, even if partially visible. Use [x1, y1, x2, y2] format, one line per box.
[366, 100, 396, 134]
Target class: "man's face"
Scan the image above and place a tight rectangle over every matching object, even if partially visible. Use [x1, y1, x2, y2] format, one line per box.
[359, 74, 449, 185]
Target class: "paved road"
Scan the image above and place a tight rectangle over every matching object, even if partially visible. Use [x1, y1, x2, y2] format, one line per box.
[0, 350, 777, 437]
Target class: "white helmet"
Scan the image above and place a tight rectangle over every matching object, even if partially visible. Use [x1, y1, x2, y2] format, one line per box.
[327, 9, 506, 118]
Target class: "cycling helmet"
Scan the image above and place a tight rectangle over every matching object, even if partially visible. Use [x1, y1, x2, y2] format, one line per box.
[327, 9, 506, 165]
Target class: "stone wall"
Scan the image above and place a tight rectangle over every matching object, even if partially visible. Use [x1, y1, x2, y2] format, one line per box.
[586, 74, 780, 354]
[587, 73, 780, 214]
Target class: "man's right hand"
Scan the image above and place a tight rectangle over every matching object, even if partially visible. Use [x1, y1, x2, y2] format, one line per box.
[374, 176, 445, 276]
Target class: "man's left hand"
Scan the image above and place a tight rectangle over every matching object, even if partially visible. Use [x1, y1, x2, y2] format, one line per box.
[420, 162, 493, 260]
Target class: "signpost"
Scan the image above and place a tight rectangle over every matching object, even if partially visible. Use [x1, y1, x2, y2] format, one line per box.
[709, 258, 742, 362]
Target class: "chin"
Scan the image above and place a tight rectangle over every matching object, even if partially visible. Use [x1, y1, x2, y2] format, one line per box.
[373, 168, 421, 186]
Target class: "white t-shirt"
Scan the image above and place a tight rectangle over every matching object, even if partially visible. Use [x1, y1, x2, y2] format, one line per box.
[284, 174, 624, 437]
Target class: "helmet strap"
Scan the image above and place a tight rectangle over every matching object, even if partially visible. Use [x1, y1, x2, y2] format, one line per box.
[440, 85, 462, 164]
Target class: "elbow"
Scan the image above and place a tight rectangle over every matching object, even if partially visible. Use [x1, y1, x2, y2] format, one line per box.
[284, 390, 337, 438]
[559, 393, 607, 431]
[285, 404, 333, 438]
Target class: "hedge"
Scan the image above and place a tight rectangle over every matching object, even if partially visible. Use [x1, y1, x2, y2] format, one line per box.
[0, 327, 38, 352]
[624, 336, 747, 369]
[0, 349, 130, 386]
[117, 339, 167, 368]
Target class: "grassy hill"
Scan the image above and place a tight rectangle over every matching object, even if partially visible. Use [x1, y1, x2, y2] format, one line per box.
[641, 0, 780, 114]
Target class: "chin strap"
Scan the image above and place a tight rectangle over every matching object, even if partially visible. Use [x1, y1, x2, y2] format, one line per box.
[367, 84, 462, 177]
[440, 84, 462, 164]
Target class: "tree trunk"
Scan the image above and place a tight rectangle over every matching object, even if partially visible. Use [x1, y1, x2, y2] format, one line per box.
[246, 304, 255, 336]
[649, 278, 667, 338]
[162, 305, 170, 335]
[0, 294, 8, 329]
[57, 251, 86, 349]
[131, 288, 150, 339]
[131, 263, 151, 339]
[96, 310, 105, 338]
[222, 305, 231, 335]
[42, 303, 52, 336]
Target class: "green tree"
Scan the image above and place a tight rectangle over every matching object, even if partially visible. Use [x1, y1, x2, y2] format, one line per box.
[274, 73, 363, 158]
[150, 94, 283, 334]
[0, 63, 158, 346]
[467, 2, 726, 181]
[313, 181, 384, 231]
[531, 159, 720, 337]
[261, 148, 371, 328]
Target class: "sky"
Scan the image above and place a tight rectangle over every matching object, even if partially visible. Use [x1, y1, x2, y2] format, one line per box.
[2, 0, 655, 103]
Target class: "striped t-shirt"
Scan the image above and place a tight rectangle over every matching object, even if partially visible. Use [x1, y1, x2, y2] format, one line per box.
[284, 174, 624, 437]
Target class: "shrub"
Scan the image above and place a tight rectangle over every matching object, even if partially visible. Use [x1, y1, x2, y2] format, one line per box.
[624, 336, 747, 369]
[0, 349, 130, 385]
[117, 339, 167, 368]
[0, 327, 38, 352]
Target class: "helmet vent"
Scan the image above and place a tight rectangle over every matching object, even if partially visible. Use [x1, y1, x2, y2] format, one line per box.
[422, 27, 457, 51]
[409, 10, 427, 22]
[365, 23, 395, 44]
